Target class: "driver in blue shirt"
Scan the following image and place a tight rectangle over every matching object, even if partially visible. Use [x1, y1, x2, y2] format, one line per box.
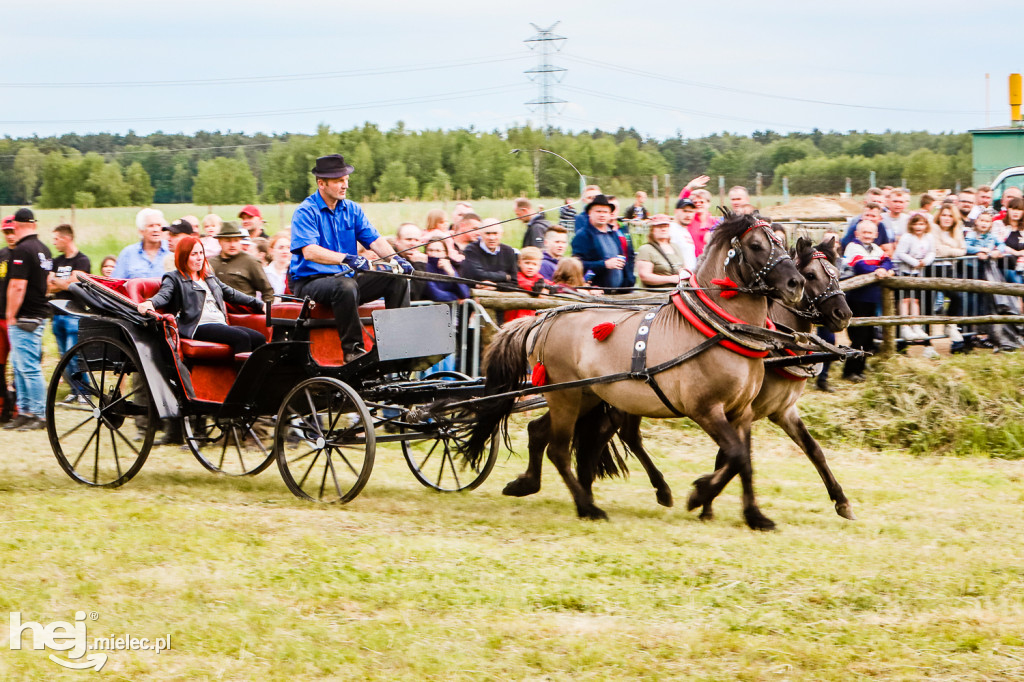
[289, 154, 413, 363]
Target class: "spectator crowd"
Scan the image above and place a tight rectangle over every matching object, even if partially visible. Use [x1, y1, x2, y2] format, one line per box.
[3, 173, 1023, 429]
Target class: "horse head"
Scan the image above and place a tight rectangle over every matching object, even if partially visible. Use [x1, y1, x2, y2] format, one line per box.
[794, 235, 851, 332]
[707, 214, 804, 306]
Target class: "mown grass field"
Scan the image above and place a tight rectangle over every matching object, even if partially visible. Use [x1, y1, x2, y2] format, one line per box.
[2, 361, 1024, 679]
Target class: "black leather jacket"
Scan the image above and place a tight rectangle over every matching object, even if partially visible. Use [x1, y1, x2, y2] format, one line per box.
[148, 270, 264, 338]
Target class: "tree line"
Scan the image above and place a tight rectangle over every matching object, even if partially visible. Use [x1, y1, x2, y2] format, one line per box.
[0, 124, 973, 208]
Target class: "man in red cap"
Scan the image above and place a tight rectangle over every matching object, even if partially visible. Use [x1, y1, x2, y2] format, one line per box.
[239, 205, 268, 239]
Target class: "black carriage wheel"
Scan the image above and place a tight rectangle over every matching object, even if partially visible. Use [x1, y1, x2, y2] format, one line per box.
[46, 336, 155, 488]
[400, 371, 499, 493]
[274, 377, 375, 503]
[183, 414, 276, 476]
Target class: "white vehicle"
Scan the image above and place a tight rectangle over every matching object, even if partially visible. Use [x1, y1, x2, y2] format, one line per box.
[992, 166, 1024, 210]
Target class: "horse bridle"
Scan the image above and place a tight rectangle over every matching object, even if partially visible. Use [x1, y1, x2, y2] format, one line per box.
[722, 219, 793, 295]
[785, 250, 843, 320]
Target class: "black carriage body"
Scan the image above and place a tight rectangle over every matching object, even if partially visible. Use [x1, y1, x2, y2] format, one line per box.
[50, 277, 499, 499]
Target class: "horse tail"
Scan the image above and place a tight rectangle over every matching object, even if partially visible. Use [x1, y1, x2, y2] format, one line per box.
[573, 403, 630, 482]
[462, 316, 536, 468]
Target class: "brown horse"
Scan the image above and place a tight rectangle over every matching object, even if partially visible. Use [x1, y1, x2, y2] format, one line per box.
[463, 214, 804, 529]
[567, 236, 857, 521]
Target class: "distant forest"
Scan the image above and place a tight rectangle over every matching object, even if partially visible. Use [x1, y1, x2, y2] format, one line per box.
[0, 124, 973, 208]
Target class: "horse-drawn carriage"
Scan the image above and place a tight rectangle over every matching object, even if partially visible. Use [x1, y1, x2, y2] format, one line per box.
[45, 273, 502, 502]
[44, 214, 857, 527]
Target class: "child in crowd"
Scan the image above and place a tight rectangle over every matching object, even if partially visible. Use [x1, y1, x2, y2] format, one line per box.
[506, 247, 549, 322]
[100, 256, 117, 277]
[550, 258, 602, 297]
[201, 214, 222, 257]
[893, 213, 936, 341]
[842, 219, 892, 382]
[966, 211, 1002, 260]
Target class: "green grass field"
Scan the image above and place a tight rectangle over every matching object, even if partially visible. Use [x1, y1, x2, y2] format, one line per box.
[2, 380, 1024, 679]
[4, 200, 1023, 678]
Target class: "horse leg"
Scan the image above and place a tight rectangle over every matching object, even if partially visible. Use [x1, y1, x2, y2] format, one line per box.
[770, 406, 855, 520]
[547, 393, 606, 520]
[699, 449, 727, 521]
[686, 408, 775, 530]
[575, 405, 624, 497]
[616, 413, 674, 508]
[502, 412, 549, 497]
[736, 424, 775, 531]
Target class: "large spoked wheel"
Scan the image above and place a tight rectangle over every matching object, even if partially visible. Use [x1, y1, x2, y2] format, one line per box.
[274, 377, 375, 503]
[46, 337, 155, 487]
[183, 414, 276, 476]
[401, 371, 499, 493]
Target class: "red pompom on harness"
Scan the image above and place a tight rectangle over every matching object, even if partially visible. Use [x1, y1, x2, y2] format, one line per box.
[710, 277, 741, 299]
[530, 363, 547, 387]
[591, 322, 616, 341]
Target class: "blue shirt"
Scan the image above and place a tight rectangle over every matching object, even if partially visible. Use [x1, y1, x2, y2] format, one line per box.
[111, 241, 171, 280]
[289, 191, 381, 279]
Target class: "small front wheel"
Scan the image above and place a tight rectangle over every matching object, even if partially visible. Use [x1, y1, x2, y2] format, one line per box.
[274, 377, 375, 503]
[400, 371, 499, 492]
[184, 414, 276, 476]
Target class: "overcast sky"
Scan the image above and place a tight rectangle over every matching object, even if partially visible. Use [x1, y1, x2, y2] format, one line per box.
[2, 0, 1021, 140]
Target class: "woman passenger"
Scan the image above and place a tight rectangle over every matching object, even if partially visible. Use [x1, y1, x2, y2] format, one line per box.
[136, 236, 267, 355]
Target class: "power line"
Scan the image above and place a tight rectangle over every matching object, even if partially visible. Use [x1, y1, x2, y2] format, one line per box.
[562, 85, 815, 131]
[0, 53, 529, 89]
[0, 84, 530, 126]
[0, 142, 277, 160]
[561, 54, 987, 116]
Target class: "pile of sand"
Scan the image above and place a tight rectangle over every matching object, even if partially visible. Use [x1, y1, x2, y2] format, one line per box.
[761, 195, 860, 220]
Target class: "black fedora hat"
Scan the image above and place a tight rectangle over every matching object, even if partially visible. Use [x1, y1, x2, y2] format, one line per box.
[584, 194, 615, 213]
[312, 154, 354, 179]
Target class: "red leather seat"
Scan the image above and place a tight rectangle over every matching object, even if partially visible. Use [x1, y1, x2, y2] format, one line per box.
[179, 339, 234, 362]
[124, 278, 162, 303]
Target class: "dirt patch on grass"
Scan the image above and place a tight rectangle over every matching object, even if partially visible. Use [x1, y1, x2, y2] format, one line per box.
[762, 195, 861, 220]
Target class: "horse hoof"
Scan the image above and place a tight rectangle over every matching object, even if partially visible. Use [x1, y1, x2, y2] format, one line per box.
[835, 502, 856, 520]
[686, 476, 712, 511]
[502, 476, 541, 497]
[577, 505, 609, 521]
[699, 509, 714, 522]
[744, 507, 777, 531]
[656, 489, 674, 508]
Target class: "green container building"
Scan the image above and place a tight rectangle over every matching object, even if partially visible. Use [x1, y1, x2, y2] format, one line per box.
[970, 125, 1024, 186]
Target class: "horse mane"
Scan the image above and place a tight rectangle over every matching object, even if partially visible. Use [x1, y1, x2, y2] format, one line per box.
[705, 213, 758, 251]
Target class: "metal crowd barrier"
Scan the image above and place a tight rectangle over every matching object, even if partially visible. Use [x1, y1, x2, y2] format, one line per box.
[891, 255, 1017, 342]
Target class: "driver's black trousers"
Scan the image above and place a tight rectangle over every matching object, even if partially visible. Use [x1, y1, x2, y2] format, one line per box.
[291, 271, 410, 355]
